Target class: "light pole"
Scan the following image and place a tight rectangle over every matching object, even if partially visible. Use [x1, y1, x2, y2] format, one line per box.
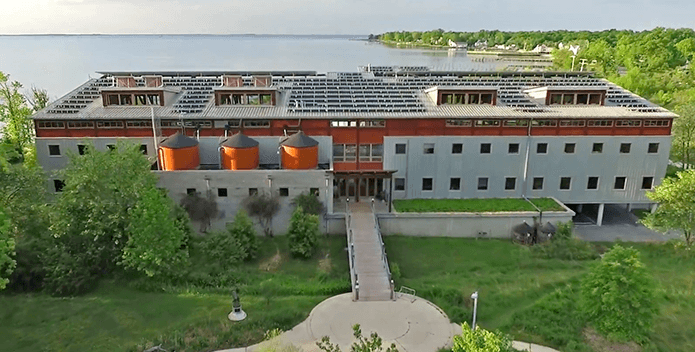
[571, 55, 576, 71]
[471, 291, 479, 330]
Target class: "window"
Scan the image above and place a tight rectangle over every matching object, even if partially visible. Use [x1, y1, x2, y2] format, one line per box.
[440, 92, 495, 105]
[548, 92, 603, 105]
[220, 93, 273, 106]
[333, 144, 357, 162]
[564, 143, 575, 154]
[614, 176, 627, 190]
[37, 121, 65, 129]
[644, 120, 670, 127]
[450, 178, 461, 191]
[48, 145, 61, 156]
[106, 144, 116, 151]
[587, 120, 613, 127]
[587, 177, 599, 190]
[592, 143, 603, 153]
[186, 188, 196, 195]
[359, 120, 385, 128]
[648, 143, 659, 153]
[96, 120, 124, 129]
[218, 188, 228, 197]
[505, 177, 516, 190]
[446, 119, 472, 127]
[477, 177, 488, 190]
[394, 178, 405, 191]
[126, 120, 153, 128]
[452, 143, 463, 154]
[560, 120, 586, 127]
[560, 177, 571, 190]
[310, 188, 319, 196]
[616, 120, 641, 127]
[140, 144, 148, 155]
[359, 144, 383, 162]
[423, 143, 435, 154]
[243, 120, 270, 128]
[395, 143, 406, 154]
[532, 177, 544, 190]
[620, 143, 631, 154]
[475, 120, 500, 127]
[422, 178, 433, 191]
[104, 93, 162, 106]
[249, 188, 258, 196]
[480, 143, 491, 154]
[78, 144, 87, 155]
[503, 120, 528, 127]
[331, 120, 357, 127]
[641, 177, 654, 190]
[508, 143, 519, 154]
[531, 120, 558, 127]
[67, 121, 94, 129]
[536, 143, 548, 154]
[53, 180, 65, 192]
[279, 188, 289, 197]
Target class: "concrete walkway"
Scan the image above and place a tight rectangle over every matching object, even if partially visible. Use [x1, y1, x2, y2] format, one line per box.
[216, 293, 560, 352]
[348, 202, 392, 301]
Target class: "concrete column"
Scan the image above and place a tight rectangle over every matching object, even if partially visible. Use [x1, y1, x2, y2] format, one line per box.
[651, 203, 658, 213]
[626, 203, 632, 212]
[597, 203, 605, 226]
[577, 204, 583, 212]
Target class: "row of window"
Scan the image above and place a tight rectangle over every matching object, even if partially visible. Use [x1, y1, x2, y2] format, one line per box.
[441, 92, 495, 105]
[105, 93, 162, 106]
[188, 187, 319, 198]
[333, 144, 384, 162]
[38, 120, 154, 129]
[548, 92, 603, 105]
[330, 120, 386, 128]
[219, 93, 273, 106]
[48, 144, 148, 156]
[394, 176, 655, 192]
[396, 142, 660, 155]
[444, 118, 670, 128]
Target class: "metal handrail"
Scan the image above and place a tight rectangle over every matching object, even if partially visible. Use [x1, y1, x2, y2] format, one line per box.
[345, 199, 359, 301]
[371, 200, 396, 300]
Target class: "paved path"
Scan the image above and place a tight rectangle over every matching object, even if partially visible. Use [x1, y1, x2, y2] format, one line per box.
[348, 202, 392, 301]
[217, 293, 560, 352]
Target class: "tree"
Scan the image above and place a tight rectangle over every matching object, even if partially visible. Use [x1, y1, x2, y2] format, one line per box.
[179, 190, 218, 233]
[316, 324, 398, 352]
[292, 191, 324, 215]
[671, 103, 695, 169]
[0, 208, 15, 290]
[642, 169, 695, 246]
[287, 206, 319, 259]
[199, 209, 259, 267]
[581, 245, 657, 342]
[244, 192, 280, 237]
[0, 72, 36, 162]
[122, 187, 189, 278]
[227, 209, 259, 261]
[452, 322, 512, 352]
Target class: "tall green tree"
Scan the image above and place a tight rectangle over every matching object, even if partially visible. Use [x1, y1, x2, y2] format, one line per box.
[642, 169, 695, 246]
[671, 103, 695, 169]
[287, 206, 319, 259]
[0, 72, 35, 162]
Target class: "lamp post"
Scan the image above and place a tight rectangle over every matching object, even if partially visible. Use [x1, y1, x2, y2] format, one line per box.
[471, 291, 479, 330]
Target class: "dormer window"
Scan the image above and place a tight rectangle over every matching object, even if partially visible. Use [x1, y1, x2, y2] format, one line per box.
[547, 91, 604, 105]
[215, 89, 276, 106]
[427, 87, 497, 106]
[103, 91, 163, 106]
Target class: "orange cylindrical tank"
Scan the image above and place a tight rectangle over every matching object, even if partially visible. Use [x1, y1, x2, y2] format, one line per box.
[280, 131, 319, 170]
[220, 132, 259, 170]
[157, 132, 200, 171]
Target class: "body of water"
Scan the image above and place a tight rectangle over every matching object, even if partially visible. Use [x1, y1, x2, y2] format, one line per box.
[0, 35, 508, 99]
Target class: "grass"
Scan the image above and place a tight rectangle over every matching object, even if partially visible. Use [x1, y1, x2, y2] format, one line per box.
[392, 197, 564, 213]
[384, 236, 695, 352]
[0, 236, 350, 352]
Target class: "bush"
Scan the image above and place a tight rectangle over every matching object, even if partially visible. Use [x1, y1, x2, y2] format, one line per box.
[43, 249, 98, 296]
[198, 210, 260, 268]
[287, 207, 319, 259]
[292, 192, 324, 216]
[228, 210, 260, 261]
[245, 192, 281, 237]
[452, 322, 513, 352]
[581, 244, 657, 343]
[533, 221, 599, 260]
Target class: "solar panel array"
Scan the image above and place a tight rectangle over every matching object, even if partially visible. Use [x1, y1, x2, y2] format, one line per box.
[162, 76, 218, 114]
[46, 77, 112, 114]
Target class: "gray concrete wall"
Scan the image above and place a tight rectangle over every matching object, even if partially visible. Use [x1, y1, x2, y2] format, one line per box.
[377, 208, 575, 238]
[155, 169, 333, 234]
[383, 135, 671, 204]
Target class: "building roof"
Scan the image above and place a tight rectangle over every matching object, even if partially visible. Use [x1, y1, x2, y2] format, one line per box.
[281, 131, 319, 148]
[160, 132, 199, 149]
[32, 67, 677, 120]
[221, 132, 259, 148]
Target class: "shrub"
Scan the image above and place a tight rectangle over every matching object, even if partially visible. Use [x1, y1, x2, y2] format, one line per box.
[179, 191, 218, 233]
[287, 207, 319, 259]
[452, 322, 513, 352]
[292, 192, 324, 216]
[227, 210, 260, 261]
[581, 244, 657, 343]
[43, 248, 98, 296]
[533, 221, 599, 260]
[198, 210, 260, 267]
[245, 192, 281, 237]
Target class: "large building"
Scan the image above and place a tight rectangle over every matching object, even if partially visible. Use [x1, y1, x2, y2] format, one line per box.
[32, 66, 675, 228]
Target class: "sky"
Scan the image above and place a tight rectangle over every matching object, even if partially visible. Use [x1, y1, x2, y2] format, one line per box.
[0, 0, 694, 34]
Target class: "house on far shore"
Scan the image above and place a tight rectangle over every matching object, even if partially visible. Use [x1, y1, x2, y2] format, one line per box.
[532, 44, 553, 53]
[448, 39, 467, 49]
[473, 40, 488, 50]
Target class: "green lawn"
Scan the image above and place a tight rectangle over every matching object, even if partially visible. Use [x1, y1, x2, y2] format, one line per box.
[392, 197, 564, 213]
[384, 236, 695, 351]
[0, 236, 350, 352]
